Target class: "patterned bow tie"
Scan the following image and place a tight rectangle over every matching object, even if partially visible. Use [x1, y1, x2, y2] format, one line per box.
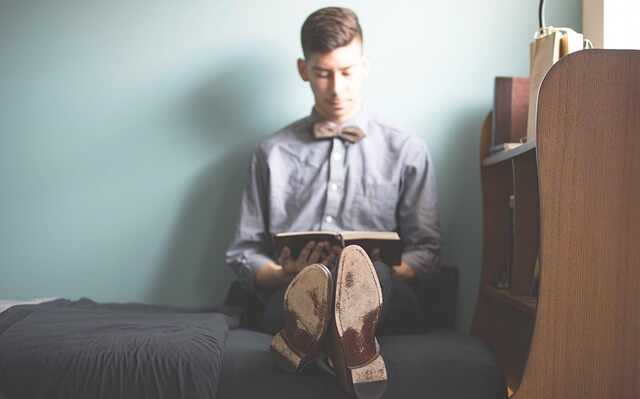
[313, 121, 366, 143]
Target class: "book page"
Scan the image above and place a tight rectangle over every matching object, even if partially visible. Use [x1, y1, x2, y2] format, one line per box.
[338, 231, 400, 241]
[275, 231, 337, 238]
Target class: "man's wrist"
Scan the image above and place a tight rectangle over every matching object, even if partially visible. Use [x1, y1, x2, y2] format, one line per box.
[256, 262, 294, 289]
[392, 261, 416, 281]
[278, 264, 296, 282]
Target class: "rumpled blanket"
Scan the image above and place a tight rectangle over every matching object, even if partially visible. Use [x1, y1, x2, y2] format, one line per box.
[0, 298, 239, 399]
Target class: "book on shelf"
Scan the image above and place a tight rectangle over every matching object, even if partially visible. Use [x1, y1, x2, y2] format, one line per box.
[489, 142, 522, 154]
[492, 76, 530, 145]
[273, 230, 402, 266]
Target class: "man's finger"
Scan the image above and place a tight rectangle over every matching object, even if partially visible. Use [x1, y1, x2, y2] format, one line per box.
[321, 251, 337, 267]
[278, 246, 291, 265]
[370, 247, 382, 262]
[297, 241, 316, 264]
[296, 263, 311, 273]
[307, 241, 326, 263]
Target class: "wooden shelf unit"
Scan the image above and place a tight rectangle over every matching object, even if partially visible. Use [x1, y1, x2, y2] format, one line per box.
[473, 50, 640, 399]
[471, 112, 540, 392]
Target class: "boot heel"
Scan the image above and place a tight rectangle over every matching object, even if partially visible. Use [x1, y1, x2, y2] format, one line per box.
[350, 353, 387, 399]
[270, 332, 304, 374]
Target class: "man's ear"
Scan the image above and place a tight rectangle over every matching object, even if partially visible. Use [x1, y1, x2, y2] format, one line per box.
[297, 58, 309, 82]
[362, 54, 370, 78]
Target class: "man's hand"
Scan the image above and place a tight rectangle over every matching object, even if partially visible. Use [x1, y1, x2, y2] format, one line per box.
[256, 242, 342, 289]
[279, 241, 341, 275]
[370, 248, 415, 281]
[392, 262, 415, 281]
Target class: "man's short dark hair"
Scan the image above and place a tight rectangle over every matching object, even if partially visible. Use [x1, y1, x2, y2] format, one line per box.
[300, 7, 363, 57]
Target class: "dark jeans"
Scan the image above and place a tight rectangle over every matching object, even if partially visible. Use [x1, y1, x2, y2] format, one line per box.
[261, 261, 420, 335]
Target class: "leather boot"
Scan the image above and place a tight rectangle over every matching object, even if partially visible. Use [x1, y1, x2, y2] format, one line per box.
[270, 263, 333, 373]
[328, 245, 387, 399]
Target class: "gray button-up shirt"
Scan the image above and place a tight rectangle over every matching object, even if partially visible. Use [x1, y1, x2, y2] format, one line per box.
[225, 108, 441, 291]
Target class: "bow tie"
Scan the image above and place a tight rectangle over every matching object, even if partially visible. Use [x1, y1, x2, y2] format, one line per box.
[313, 121, 366, 143]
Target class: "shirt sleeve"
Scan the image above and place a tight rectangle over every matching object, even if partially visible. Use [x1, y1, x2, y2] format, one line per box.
[397, 139, 442, 280]
[225, 149, 275, 291]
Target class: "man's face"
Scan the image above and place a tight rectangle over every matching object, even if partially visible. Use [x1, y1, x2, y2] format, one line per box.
[298, 39, 368, 123]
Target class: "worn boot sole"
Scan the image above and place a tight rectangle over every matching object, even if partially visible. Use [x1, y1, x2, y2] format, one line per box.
[330, 245, 387, 399]
[270, 264, 333, 373]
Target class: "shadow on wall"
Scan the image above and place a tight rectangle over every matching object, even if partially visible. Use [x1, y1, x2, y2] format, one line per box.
[431, 105, 488, 331]
[144, 53, 292, 306]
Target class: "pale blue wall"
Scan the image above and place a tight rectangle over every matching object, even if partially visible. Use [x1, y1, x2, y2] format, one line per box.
[0, 0, 581, 331]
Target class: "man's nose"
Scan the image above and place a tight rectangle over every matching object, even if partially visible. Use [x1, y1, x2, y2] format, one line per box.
[330, 73, 347, 96]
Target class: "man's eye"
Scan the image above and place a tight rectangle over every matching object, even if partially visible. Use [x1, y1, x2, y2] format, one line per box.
[342, 67, 357, 76]
[316, 72, 330, 78]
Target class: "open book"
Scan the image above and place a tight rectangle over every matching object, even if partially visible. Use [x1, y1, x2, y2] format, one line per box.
[273, 230, 402, 267]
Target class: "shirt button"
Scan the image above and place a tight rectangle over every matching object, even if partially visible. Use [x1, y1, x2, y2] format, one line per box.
[333, 153, 343, 161]
[330, 183, 339, 191]
[324, 215, 334, 223]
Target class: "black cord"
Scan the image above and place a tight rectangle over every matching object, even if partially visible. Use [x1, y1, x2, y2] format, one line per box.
[538, 0, 546, 28]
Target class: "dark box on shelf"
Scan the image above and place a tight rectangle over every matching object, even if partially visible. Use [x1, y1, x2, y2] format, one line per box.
[492, 77, 530, 145]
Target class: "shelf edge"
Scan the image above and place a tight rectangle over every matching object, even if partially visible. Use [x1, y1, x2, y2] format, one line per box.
[481, 285, 538, 317]
[482, 139, 537, 166]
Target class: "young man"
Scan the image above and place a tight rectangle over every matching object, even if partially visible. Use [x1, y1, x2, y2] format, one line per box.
[226, 7, 440, 398]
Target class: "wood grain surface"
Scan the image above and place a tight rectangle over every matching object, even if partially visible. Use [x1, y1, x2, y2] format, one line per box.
[513, 49, 640, 398]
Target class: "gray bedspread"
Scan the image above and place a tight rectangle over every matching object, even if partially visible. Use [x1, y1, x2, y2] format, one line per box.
[0, 298, 237, 399]
[218, 329, 507, 399]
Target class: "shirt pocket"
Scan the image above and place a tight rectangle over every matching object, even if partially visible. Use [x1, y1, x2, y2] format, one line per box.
[272, 168, 322, 232]
[350, 180, 400, 231]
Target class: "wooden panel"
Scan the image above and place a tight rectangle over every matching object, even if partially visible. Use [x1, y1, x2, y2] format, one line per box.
[513, 50, 640, 398]
[471, 112, 495, 341]
[480, 112, 492, 159]
[479, 162, 513, 286]
[473, 112, 537, 377]
[478, 112, 514, 288]
[485, 299, 534, 391]
[510, 150, 540, 296]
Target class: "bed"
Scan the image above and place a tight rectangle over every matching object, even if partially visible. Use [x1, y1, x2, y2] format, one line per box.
[0, 267, 507, 399]
[0, 299, 236, 399]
